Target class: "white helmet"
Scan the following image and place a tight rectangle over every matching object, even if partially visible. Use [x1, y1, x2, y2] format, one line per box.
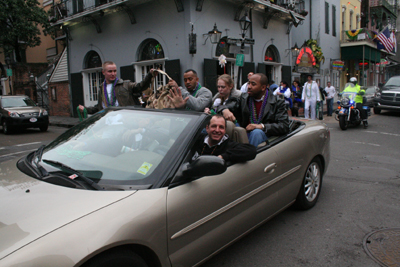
[350, 77, 357, 83]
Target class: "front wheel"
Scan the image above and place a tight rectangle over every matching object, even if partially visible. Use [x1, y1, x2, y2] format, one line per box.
[374, 107, 381, 114]
[339, 116, 348, 130]
[82, 248, 148, 267]
[294, 157, 323, 210]
[39, 124, 48, 132]
[2, 121, 11, 135]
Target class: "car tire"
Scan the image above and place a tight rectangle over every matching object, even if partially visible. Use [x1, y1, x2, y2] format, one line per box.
[339, 116, 347, 130]
[2, 121, 11, 135]
[294, 157, 323, 210]
[39, 124, 48, 132]
[374, 108, 381, 114]
[82, 248, 148, 267]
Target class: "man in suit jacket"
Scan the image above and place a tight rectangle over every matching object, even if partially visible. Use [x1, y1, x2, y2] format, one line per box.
[237, 73, 290, 147]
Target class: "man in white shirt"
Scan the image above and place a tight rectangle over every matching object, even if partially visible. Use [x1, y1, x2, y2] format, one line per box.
[240, 72, 254, 93]
[302, 74, 320, 120]
[324, 82, 336, 116]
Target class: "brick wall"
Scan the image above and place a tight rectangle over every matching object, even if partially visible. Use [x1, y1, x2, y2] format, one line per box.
[48, 81, 71, 116]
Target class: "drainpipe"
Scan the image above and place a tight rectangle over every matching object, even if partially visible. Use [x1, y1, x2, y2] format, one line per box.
[310, 0, 312, 40]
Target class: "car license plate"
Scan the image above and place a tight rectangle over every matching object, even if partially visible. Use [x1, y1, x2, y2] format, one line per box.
[30, 118, 37, 123]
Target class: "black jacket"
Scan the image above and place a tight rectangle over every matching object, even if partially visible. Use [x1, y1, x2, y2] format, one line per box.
[194, 134, 256, 163]
[237, 89, 290, 137]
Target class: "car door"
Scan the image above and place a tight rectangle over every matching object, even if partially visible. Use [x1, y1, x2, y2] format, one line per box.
[166, 146, 287, 267]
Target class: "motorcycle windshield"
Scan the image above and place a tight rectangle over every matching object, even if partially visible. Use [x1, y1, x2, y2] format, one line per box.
[341, 92, 357, 100]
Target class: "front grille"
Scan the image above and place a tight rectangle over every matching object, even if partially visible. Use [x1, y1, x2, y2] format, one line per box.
[381, 93, 400, 102]
[20, 112, 39, 118]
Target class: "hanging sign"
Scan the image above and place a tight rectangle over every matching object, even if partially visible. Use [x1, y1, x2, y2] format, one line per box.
[6, 69, 12, 77]
[236, 54, 244, 67]
[332, 60, 344, 70]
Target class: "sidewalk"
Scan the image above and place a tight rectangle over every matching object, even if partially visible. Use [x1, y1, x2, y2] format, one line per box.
[49, 101, 340, 129]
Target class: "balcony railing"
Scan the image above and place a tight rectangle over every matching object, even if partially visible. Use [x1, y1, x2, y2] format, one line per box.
[341, 28, 378, 45]
[370, 0, 397, 16]
[50, 0, 118, 22]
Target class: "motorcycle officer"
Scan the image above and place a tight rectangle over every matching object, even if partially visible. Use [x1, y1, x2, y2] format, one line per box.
[343, 77, 368, 128]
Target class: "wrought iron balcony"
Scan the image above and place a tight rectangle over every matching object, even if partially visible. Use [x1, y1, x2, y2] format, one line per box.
[370, 0, 397, 17]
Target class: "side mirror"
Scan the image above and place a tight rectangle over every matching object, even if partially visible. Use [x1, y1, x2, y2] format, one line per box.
[172, 156, 227, 185]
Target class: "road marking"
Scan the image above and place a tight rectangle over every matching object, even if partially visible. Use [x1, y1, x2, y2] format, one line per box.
[0, 147, 4, 150]
[365, 131, 400, 137]
[352, 141, 380, 147]
[16, 142, 42, 147]
[0, 149, 36, 158]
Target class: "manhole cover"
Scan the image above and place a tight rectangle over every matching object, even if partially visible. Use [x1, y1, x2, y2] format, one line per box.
[363, 228, 400, 267]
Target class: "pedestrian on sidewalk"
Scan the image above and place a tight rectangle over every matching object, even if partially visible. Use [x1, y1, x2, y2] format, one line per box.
[302, 74, 320, 120]
[324, 81, 336, 116]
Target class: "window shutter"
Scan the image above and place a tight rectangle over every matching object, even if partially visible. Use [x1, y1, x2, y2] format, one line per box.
[204, 59, 218, 95]
[71, 72, 84, 118]
[332, 5, 336, 36]
[120, 65, 135, 82]
[281, 65, 292, 86]
[325, 2, 330, 34]
[165, 59, 181, 84]
[257, 63, 266, 75]
[242, 62, 255, 88]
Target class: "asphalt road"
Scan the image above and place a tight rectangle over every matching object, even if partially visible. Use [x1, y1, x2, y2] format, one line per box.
[1, 112, 399, 266]
[202, 111, 400, 267]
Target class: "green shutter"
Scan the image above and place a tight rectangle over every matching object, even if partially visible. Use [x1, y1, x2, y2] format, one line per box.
[325, 2, 330, 34]
[165, 59, 181, 84]
[120, 65, 135, 82]
[332, 5, 336, 36]
[71, 72, 84, 118]
[204, 59, 218, 95]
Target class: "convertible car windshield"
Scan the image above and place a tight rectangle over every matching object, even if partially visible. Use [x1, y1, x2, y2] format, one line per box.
[38, 109, 196, 188]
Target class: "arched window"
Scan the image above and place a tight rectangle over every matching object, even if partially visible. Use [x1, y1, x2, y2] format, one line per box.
[83, 50, 102, 106]
[136, 39, 166, 88]
[84, 50, 102, 69]
[264, 46, 280, 62]
[138, 39, 165, 61]
[215, 37, 235, 58]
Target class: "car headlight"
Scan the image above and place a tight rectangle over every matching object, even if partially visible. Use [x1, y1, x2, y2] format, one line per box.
[375, 92, 381, 98]
[8, 111, 20, 117]
[42, 110, 48, 116]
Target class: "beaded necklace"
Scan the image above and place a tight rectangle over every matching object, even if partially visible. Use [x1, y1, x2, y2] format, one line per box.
[103, 78, 118, 107]
[249, 90, 268, 124]
[191, 83, 201, 97]
[306, 82, 312, 98]
[201, 143, 217, 155]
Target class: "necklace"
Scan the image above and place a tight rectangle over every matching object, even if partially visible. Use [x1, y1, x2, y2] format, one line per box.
[306, 82, 312, 98]
[201, 143, 217, 155]
[191, 83, 201, 97]
[103, 78, 118, 106]
[249, 91, 268, 124]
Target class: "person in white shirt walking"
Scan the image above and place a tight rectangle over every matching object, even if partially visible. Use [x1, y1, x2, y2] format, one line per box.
[324, 82, 336, 116]
[302, 74, 320, 120]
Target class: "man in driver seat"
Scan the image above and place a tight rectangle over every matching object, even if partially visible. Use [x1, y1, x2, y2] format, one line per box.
[343, 77, 368, 128]
[192, 115, 256, 163]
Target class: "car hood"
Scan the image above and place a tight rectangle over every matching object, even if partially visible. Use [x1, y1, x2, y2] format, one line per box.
[0, 158, 136, 259]
[4, 106, 44, 113]
[382, 87, 400, 93]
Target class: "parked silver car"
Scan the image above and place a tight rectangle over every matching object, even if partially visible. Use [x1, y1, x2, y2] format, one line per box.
[361, 86, 378, 107]
[0, 107, 330, 267]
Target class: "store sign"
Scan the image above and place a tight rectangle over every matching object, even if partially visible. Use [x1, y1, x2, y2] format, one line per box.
[332, 60, 344, 70]
[6, 69, 12, 77]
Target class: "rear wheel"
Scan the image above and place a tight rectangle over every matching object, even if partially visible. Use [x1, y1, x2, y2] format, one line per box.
[339, 116, 348, 130]
[82, 248, 148, 267]
[294, 157, 323, 210]
[374, 107, 381, 114]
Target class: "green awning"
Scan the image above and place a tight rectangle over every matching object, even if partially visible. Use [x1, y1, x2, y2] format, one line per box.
[341, 45, 381, 63]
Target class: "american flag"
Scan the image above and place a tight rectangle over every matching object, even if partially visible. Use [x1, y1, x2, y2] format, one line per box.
[377, 27, 394, 52]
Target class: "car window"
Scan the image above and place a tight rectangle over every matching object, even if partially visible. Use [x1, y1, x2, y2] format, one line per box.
[384, 77, 400, 88]
[39, 109, 197, 187]
[1, 97, 36, 108]
[365, 87, 375, 94]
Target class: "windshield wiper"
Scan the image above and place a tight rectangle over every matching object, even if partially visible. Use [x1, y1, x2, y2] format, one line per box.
[42, 159, 103, 191]
[33, 145, 49, 177]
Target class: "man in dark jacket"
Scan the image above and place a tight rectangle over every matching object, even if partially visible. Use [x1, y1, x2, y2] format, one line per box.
[79, 61, 157, 114]
[193, 115, 256, 163]
[236, 73, 289, 147]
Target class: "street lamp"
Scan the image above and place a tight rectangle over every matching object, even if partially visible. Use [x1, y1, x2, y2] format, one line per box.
[291, 42, 300, 58]
[237, 12, 252, 88]
[203, 23, 222, 45]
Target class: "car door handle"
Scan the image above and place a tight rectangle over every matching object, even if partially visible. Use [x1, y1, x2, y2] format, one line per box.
[264, 163, 277, 174]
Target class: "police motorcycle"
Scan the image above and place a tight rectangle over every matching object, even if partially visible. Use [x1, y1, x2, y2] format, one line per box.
[336, 83, 371, 130]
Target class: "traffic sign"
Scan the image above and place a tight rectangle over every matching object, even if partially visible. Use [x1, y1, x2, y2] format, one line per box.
[6, 69, 12, 77]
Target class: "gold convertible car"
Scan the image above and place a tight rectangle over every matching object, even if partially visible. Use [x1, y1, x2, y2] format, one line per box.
[0, 107, 330, 267]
